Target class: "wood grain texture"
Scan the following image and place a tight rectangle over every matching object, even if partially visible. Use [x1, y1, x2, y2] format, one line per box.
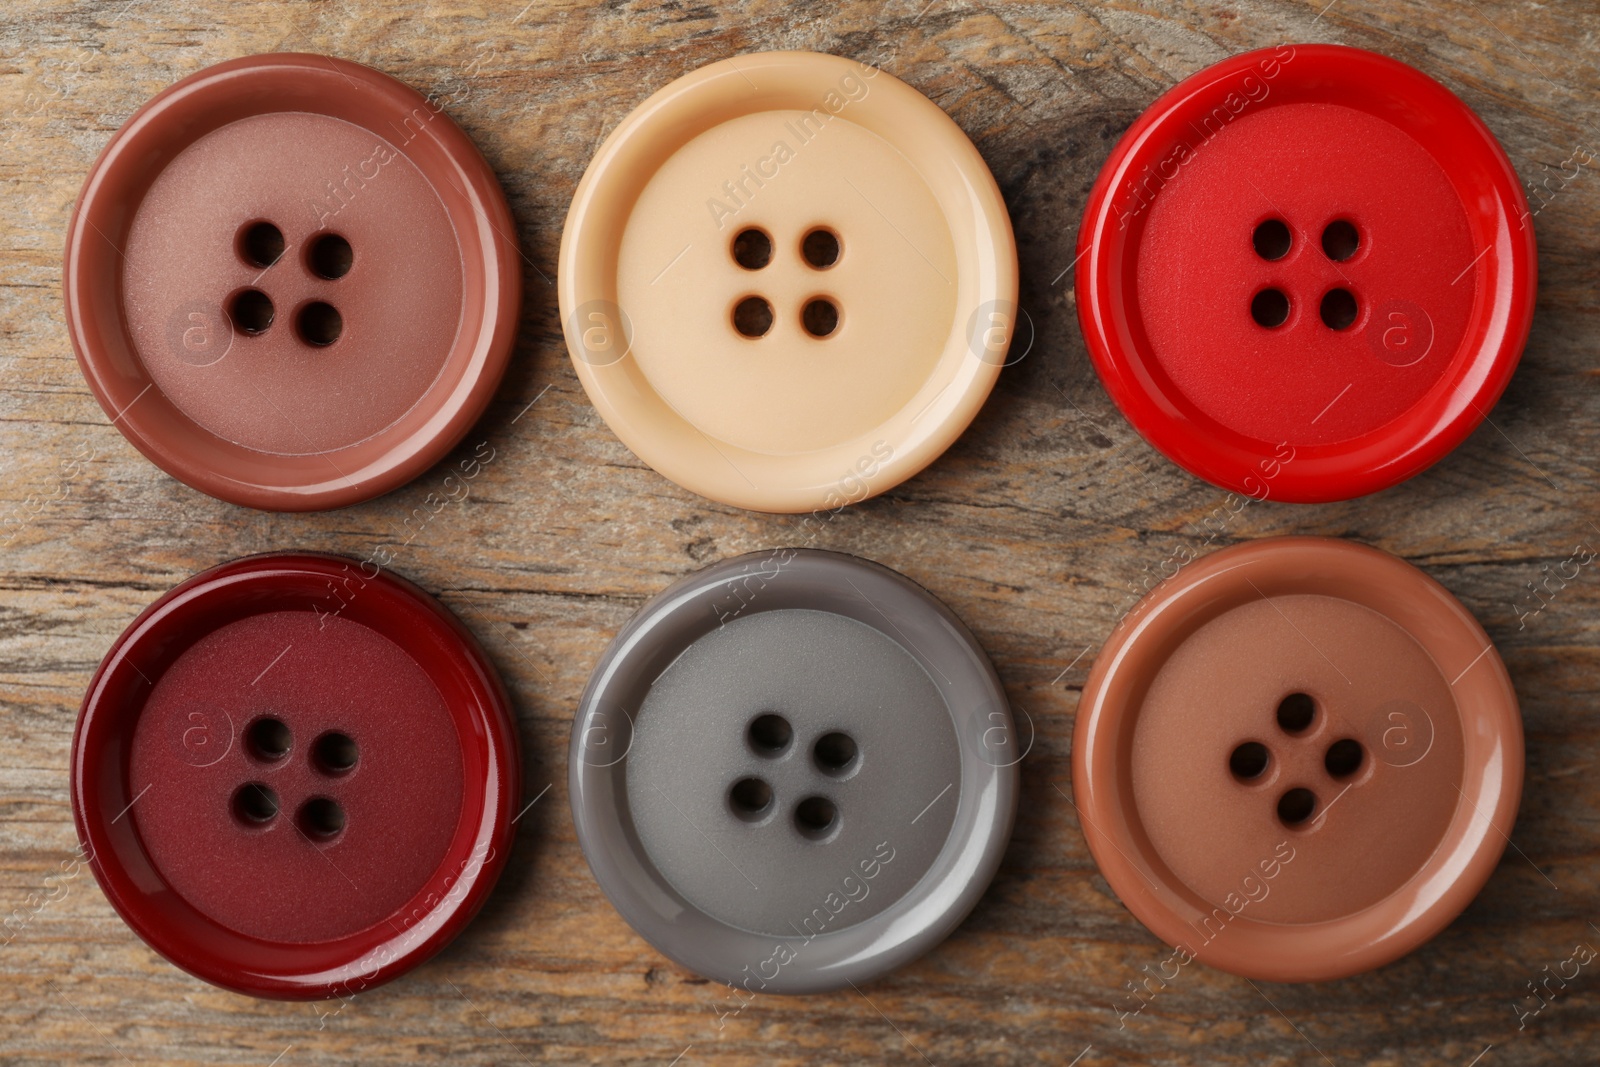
[2, 1, 1598, 1064]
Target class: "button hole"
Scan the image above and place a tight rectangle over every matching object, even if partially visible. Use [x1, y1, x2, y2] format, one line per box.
[801, 227, 841, 269]
[231, 782, 279, 826]
[731, 228, 773, 270]
[1277, 787, 1316, 827]
[238, 221, 285, 269]
[307, 232, 354, 280]
[801, 297, 839, 338]
[1320, 288, 1359, 331]
[1321, 219, 1360, 262]
[1276, 692, 1315, 734]
[1250, 288, 1289, 329]
[1251, 218, 1291, 261]
[229, 289, 275, 336]
[310, 731, 358, 776]
[795, 796, 838, 841]
[1325, 738, 1365, 779]
[297, 797, 345, 841]
[1228, 741, 1270, 782]
[732, 296, 774, 338]
[728, 777, 773, 823]
[244, 716, 291, 761]
[747, 713, 792, 756]
[296, 301, 343, 346]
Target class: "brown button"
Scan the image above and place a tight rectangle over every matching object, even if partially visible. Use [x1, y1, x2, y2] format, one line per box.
[64, 54, 521, 511]
[1073, 537, 1522, 982]
[559, 51, 1018, 513]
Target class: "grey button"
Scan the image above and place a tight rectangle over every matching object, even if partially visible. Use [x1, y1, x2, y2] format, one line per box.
[569, 549, 1018, 993]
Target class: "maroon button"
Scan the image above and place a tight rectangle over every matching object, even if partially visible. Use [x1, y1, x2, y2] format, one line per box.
[71, 553, 519, 998]
[64, 54, 521, 511]
[1076, 44, 1536, 501]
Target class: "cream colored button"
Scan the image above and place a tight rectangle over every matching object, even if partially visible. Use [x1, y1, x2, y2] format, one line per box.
[560, 51, 1017, 512]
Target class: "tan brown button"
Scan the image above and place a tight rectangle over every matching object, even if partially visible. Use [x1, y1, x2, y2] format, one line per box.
[64, 54, 521, 511]
[559, 51, 1018, 513]
[1073, 537, 1523, 982]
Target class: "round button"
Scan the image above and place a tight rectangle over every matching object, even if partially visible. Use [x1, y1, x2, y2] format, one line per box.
[64, 54, 521, 511]
[1073, 537, 1522, 981]
[1076, 44, 1536, 502]
[71, 553, 520, 998]
[569, 549, 1019, 991]
[559, 52, 1018, 513]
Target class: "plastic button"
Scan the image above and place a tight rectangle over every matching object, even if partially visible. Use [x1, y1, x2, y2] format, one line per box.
[1076, 44, 1536, 502]
[1073, 537, 1523, 982]
[71, 553, 520, 998]
[559, 52, 1018, 513]
[64, 54, 521, 511]
[569, 549, 1019, 991]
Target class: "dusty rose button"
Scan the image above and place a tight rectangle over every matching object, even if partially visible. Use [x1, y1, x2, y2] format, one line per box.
[1076, 45, 1536, 501]
[559, 51, 1018, 513]
[71, 553, 520, 998]
[1073, 537, 1523, 982]
[64, 54, 521, 511]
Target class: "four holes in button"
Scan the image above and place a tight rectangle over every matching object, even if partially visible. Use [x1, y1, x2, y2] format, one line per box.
[233, 719, 355, 841]
[739, 715, 855, 843]
[1228, 692, 1372, 829]
[227, 218, 349, 345]
[1249, 216, 1364, 331]
[728, 226, 842, 340]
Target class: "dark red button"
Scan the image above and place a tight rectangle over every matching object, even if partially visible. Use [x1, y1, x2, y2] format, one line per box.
[1076, 44, 1535, 502]
[64, 54, 521, 511]
[71, 553, 519, 998]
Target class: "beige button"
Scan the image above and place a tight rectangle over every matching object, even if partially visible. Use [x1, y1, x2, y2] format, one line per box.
[559, 51, 1018, 512]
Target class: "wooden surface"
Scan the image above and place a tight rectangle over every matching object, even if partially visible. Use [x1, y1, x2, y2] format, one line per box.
[3, 1, 1598, 1064]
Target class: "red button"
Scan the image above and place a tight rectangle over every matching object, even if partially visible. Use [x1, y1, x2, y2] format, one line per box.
[64, 54, 521, 511]
[71, 554, 519, 998]
[1076, 44, 1535, 502]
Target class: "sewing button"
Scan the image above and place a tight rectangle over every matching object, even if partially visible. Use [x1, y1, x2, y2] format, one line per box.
[1076, 44, 1536, 501]
[559, 51, 1018, 513]
[64, 54, 521, 510]
[569, 549, 1019, 992]
[1073, 537, 1523, 982]
[71, 553, 520, 998]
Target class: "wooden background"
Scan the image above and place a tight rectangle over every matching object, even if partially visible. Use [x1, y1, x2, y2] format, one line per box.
[2, 1, 1597, 1064]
